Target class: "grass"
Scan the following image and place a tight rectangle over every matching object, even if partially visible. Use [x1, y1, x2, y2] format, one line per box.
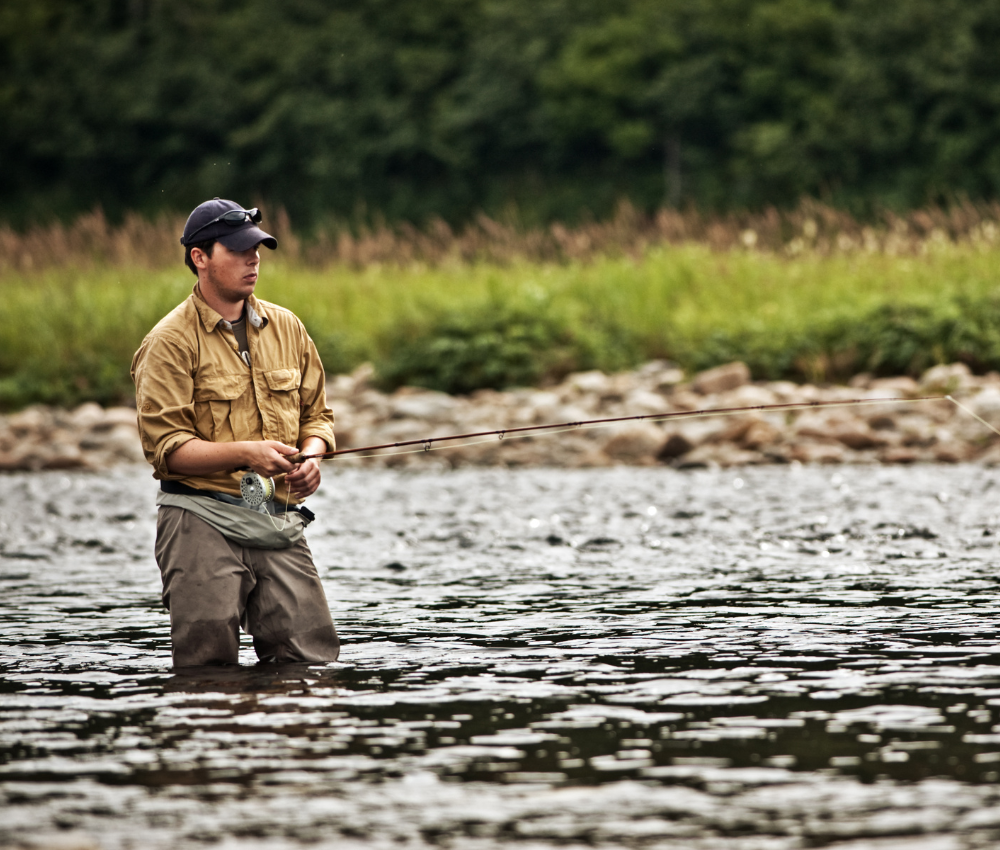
[4, 235, 999, 410]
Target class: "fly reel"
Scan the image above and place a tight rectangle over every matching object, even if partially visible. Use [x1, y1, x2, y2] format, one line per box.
[240, 472, 275, 508]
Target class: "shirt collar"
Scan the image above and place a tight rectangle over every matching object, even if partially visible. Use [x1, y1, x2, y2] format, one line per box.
[192, 285, 269, 333]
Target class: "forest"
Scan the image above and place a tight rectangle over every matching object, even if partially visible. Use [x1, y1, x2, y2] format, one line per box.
[4, 0, 1000, 227]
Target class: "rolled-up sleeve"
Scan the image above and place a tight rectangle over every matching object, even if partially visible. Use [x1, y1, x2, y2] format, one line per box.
[297, 331, 336, 452]
[131, 333, 200, 477]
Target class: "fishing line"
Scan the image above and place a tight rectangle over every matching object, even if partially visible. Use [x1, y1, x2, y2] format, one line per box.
[296, 395, 962, 464]
[234, 393, 995, 518]
[946, 394, 1000, 439]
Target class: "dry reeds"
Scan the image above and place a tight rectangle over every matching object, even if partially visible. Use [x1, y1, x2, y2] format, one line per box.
[3, 199, 1000, 275]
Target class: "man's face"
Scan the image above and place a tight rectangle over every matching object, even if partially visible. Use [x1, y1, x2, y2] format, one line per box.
[193, 242, 260, 306]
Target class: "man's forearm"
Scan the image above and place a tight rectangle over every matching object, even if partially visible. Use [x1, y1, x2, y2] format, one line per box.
[165, 439, 253, 476]
[166, 436, 324, 478]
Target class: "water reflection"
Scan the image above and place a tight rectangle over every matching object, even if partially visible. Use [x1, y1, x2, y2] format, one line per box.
[3, 465, 1000, 847]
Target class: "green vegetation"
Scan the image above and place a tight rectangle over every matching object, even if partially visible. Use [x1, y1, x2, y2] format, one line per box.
[4, 241, 1000, 409]
[4, 0, 1000, 226]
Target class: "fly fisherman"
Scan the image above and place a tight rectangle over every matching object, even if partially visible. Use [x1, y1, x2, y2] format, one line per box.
[131, 199, 339, 668]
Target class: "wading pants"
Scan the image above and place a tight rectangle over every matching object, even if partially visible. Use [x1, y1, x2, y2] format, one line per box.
[155, 506, 340, 667]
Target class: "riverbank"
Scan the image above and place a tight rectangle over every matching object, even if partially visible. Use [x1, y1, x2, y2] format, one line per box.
[3, 360, 999, 472]
[5, 216, 1000, 411]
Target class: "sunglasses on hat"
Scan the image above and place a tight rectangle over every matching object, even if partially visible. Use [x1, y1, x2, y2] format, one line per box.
[186, 207, 263, 242]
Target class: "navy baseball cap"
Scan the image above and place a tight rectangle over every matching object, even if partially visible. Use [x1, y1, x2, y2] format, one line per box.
[180, 198, 278, 251]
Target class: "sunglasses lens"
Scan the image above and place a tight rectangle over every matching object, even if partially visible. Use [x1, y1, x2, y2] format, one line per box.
[248, 208, 262, 223]
[220, 210, 249, 225]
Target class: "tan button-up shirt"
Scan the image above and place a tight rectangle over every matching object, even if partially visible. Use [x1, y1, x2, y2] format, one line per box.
[131, 285, 335, 502]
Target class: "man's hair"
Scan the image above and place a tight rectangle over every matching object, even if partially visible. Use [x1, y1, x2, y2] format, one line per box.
[184, 239, 217, 276]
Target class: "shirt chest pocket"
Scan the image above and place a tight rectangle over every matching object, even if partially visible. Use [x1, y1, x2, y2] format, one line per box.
[193, 373, 252, 442]
[262, 367, 302, 444]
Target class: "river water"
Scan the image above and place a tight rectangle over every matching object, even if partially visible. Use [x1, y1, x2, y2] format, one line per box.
[3, 463, 1000, 849]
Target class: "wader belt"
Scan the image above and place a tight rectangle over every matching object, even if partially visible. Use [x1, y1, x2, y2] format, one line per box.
[160, 480, 315, 524]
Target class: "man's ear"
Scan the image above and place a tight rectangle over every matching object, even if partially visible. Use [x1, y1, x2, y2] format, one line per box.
[190, 247, 210, 270]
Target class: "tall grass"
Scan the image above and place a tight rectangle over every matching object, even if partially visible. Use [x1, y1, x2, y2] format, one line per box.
[2, 206, 1000, 409]
[263, 243, 1000, 391]
[4, 199, 1000, 274]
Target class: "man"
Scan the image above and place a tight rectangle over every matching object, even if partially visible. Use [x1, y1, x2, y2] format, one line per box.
[131, 198, 339, 667]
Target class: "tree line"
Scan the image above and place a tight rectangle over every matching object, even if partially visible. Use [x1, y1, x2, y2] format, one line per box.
[3, 0, 1000, 228]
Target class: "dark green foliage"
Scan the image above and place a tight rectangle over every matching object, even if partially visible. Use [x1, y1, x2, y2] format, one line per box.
[370, 294, 1000, 395]
[4, 0, 1000, 226]
[677, 296, 1000, 384]
[375, 303, 596, 394]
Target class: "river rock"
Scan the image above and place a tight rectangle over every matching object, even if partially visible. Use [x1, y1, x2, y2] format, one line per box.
[879, 446, 921, 463]
[869, 376, 921, 396]
[601, 425, 664, 464]
[43, 441, 88, 470]
[921, 362, 975, 394]
[6, 360, 1000, 472]
[739, 418, 783, 450]
[933, 441, 975, 463]
[788, 442, 846, 464]
[829, 421, 887, 450]
[565, 370, 611, 396]
[691, 361, 751, 395]
[71, 402, 106, 430]
[8, 405, 52, 437]
[658, 432, 696, 460]
[678, 442, 764, 468]
[390, 388, 458, 421]
[99, 407, 140, 428]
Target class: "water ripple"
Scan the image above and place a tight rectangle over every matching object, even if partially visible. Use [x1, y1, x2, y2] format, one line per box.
[3, 464, 1000, 847]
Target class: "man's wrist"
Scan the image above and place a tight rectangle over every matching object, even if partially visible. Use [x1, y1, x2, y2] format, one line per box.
[298, 436, 328, 456]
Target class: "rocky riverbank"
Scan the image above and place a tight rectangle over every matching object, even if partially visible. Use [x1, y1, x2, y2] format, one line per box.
[3, 360, 1000, 472]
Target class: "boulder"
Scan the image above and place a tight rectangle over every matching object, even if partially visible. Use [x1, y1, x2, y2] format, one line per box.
[658, 432, 696, 460]
[921, 362, 974, 394]
[829, 422, 886, 450]
[933, 442, 974, 463]
[42, 441, 88, 470]
[969, 387, 1000, 428]
[7, 405, 53, 437]
[868, 376, 920, 396]
[100, 407, 139, 429]
[788, 442, 846, 464]
[794, 412, 842, 440]
[390, 389, 458, 421]
[867, 413, 897, 431]
[848, 373, 873, 389]
[601, 425, 664, 464]
[71, 402, 105, 430]
[676, 442, 764, 468]
[326, 374, 357, 399]
[879, 446, 920, 464]
[691, 361, 751, 395]
[622, 389, 670, 416]
[740, 419, 782, 450]
[565, 370, 610, 396]
[720, 383, 778, 408]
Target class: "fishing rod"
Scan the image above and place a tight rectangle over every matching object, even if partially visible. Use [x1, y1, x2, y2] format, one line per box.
[289, 393, 988, 463]
[238, 392, 993, 512]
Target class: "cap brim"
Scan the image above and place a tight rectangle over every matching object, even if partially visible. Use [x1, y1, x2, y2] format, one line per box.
[217, 225, 278, 252]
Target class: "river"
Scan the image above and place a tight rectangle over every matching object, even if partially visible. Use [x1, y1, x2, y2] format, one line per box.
[3, 463, 1000, 848]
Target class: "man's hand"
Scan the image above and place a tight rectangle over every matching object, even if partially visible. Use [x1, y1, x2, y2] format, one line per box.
[286, 457, 321, 498]
[165, 436, 327, 499]
[244, 440, 299, 476]
[285, 435, 327, 499]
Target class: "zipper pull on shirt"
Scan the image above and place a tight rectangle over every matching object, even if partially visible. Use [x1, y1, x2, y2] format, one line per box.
[221, 313, 252, 368]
